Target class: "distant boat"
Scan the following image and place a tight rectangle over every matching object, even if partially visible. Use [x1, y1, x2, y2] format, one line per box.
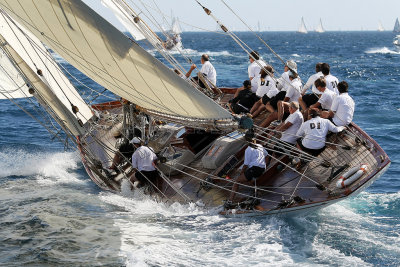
[315, 18, 325, 33]
[378, 21, 385, 32]
[394, 18, 400, 33]
[298, 17, 308, 34]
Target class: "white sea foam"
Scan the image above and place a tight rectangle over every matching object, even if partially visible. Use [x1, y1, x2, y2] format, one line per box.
[365, 47, 400, 54]
[0, 149, 83, 184]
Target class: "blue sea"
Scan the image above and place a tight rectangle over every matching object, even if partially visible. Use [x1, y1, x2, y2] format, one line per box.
[1, 31, 400, 266]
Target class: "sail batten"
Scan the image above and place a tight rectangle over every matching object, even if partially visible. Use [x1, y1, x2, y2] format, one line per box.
[0, 0, 233, 122]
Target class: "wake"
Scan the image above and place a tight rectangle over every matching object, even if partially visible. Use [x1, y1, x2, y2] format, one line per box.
[365, 47, 400, 54]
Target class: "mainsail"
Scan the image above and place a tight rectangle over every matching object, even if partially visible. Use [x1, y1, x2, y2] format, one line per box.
[0, 0, 234, 127]
[315, 19, 325, 33]
[171, 17, 182, 35]
[394, 18, 400, 33]
[298, 17, 308, 34]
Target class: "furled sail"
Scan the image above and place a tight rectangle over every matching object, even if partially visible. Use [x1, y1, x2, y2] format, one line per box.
[0, 0, 233, 126]
[394, 18, 400, 33]
[315, 19, 325, 33]
[0, 48, 31, 99]
[298, 17, 308, 34]
[0, 10, 93, 126]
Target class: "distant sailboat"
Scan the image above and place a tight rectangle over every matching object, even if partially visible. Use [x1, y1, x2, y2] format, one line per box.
[315, 18, 325, 33]
[298, 17, 308, 34]
[394, 18, 400, 33]
[378, 21, 385, 32]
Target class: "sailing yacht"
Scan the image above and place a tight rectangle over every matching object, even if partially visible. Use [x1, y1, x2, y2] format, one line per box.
[394, 18, 400, 33]
[0, 0, 390, 216]
[298, 17, 308, 34]
[378, 21, 385, 32]
[315, 19, 325, 33]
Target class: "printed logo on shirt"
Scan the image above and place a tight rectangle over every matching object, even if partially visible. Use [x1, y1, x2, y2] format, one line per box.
[310, 122, 321, 129]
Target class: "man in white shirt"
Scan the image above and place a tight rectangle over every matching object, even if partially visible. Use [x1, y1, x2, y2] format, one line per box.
[270, 101, 303, 156]
[299, 62, 323, 111]
[296, 109, 345, 156]
[321, 63, 339, 95]
[248, 50, 267, 92]
[186, 54, 217, 88]
[228, 134, 269, 202]
[303, 77, 335, 119]
[322, 81, 355, 126]
[276, 70, 302, 124]
[250, 66, 279, 117]
[130, 137, 159, 188]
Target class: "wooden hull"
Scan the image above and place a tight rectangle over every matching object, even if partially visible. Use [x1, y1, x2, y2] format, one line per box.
[77, 100, 391, 216]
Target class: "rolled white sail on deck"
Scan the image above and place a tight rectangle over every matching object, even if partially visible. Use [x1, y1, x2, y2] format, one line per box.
[0, 0, 233, 123]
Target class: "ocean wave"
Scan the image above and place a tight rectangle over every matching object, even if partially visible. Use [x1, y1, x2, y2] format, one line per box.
[0, 149, 83, 184]
[365, 47, 400, 54]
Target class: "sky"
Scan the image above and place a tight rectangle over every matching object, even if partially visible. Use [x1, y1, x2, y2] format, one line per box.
[85, 0, 400, 32]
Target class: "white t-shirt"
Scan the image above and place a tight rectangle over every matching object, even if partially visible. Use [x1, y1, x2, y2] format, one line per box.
[302, 71, 323, 95]
[331, 93, 355, 126]
[255, 76, 277, 98]
[324, 74, 339, 95]
[131, 146, 157, 171]
[318, 89, 335, 110]
[280, 110, 304, 144]
[200, 61, 217, 86]
[248, 60, 267, 91]
[285, 78, 302, 102]
[277, 71, 291, 92]
[296, 117, 345, 149]
[244, 144, 268, 168]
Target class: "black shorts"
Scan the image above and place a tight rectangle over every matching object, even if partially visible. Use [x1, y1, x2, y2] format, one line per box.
[244, 166, 265, 181]
[269, 91, 286, 110]
[262, 95, 271, 105]
[297, 139, 325, 157]
[231, 103, 249, 114]
[302, 93, 319, 107]
[136, 170, 158, 185]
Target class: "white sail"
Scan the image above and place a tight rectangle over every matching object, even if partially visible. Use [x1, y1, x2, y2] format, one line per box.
[315, 19, 325, 33]
[298, 17, 308, 34]
[0, 11, 93, 127]
[0, 0, 232, 124]
[378, 21, 385, 32]
[171, 17, 182, 34]
[394, 18, 400, 33]
[101, 0, 146, 41]
[0, 49, 31, 99]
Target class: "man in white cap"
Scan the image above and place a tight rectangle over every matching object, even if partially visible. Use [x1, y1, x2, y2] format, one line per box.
[130, 137, 159, 188]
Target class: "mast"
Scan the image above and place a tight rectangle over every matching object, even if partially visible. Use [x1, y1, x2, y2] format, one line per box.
[298, 17, 308, 34]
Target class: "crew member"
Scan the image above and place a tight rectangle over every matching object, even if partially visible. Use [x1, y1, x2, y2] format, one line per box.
[130, 137, 159, 188]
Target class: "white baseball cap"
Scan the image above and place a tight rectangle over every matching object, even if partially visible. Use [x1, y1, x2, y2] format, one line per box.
[130, 137, 142, 144]
[286, 60, 297, 73]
